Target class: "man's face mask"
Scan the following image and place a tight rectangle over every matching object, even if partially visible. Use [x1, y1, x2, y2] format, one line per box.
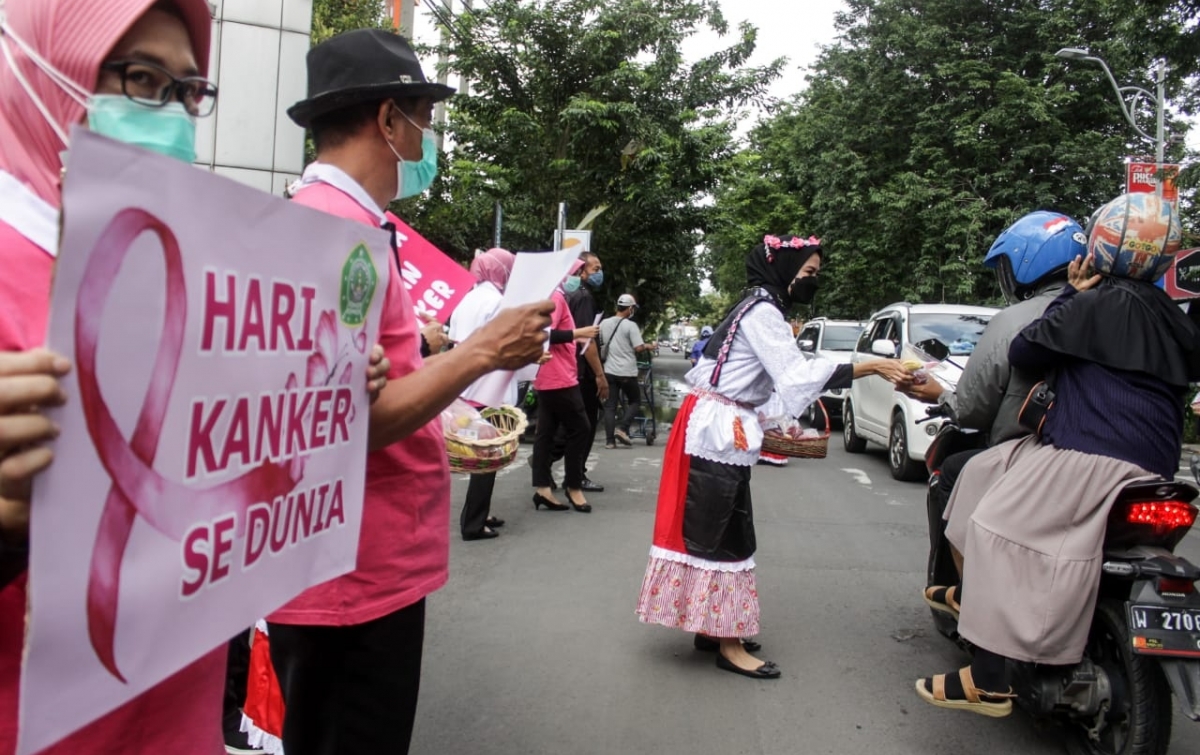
[385, 105, 438, 200]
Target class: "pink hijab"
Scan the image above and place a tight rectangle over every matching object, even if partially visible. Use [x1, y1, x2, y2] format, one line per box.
[469, 247, 515, 292]
[0, 0, 213, 205]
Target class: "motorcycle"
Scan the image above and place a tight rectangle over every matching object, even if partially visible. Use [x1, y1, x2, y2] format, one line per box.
[924, 403, 1200, 755]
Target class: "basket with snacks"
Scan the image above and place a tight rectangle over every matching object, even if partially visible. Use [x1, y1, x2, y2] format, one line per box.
[759, 397, 831, 459]
[442, 400, 528, 474]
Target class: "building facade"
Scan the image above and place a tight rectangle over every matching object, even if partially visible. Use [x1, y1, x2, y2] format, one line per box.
[196, 0, 313, 196]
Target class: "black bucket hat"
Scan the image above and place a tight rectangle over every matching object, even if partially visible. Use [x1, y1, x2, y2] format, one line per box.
[288, 29, 456, 128]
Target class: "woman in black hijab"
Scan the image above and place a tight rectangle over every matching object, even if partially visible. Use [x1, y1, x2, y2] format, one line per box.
[635, 234, 910, 679]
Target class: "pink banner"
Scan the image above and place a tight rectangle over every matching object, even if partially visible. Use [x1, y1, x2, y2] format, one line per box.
[386, 212, 475, 324]
[19, 130, 389, 755]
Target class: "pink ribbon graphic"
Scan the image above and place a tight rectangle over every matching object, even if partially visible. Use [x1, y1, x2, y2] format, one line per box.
[76, 208, 300, 682]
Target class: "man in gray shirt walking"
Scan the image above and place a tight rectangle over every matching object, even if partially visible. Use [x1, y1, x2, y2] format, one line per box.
[600, 294, 656, 447]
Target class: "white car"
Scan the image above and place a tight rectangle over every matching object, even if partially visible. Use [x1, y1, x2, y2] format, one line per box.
[796, 318, 865, 426]
[842, 302, 998, 481]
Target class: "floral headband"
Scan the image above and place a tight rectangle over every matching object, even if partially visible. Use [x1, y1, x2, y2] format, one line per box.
[763, 234, 822, 262]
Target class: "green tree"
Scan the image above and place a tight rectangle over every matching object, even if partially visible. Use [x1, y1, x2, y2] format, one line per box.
[399, 0, 783, 320]
[312, 0, 390, 44]
[707, 0, 1199, 319]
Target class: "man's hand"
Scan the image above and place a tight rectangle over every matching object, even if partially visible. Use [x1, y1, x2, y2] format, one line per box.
[420, 313, 449, 353]
[1068, 253, 1103, 292]
[473, 301, 555, 370]
[596, 374, 610, 402]
[367, 344, 389, 404]
[0, 349, 72, 541]
[574, 325, 599, 341]
[903, 379, 945, 404]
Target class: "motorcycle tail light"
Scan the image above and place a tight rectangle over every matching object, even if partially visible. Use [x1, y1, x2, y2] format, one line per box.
[1124, 500, 1197, 532]
[1157, 577, 1196, 596]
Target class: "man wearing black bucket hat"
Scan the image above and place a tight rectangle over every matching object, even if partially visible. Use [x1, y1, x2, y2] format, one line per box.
[265, 29, 554, 755]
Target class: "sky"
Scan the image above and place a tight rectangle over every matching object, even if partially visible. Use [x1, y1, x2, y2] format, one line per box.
[409, 0, 846, 135]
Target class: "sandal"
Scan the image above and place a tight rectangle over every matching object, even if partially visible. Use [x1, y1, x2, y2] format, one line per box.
[915, 667, 1014, 718]
[716, 653, 781, 680]
[923, 585, 961, 620]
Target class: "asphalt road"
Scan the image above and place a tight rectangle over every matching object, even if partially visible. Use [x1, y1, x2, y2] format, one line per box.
[411, 354, 1200, 755]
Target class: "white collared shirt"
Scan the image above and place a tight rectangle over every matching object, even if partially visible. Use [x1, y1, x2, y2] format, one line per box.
[291, 162, 387, 226]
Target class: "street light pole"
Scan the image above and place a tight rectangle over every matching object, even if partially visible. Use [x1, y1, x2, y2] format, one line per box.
[1055, 48, 1168, 198]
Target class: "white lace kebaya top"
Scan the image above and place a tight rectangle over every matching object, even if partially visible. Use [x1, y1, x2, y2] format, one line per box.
[684, 302, 841, 466]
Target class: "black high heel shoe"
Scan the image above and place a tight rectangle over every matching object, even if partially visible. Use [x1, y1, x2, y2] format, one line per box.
[566, 492, 592, 513]
[533, 493, 569, 511]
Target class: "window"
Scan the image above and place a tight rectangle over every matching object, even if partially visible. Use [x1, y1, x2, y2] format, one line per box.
[797, 325, 820, 351]
[908, 313, 993, 358]
[823, 324, 863, 351]
[858, 317, 894, 353]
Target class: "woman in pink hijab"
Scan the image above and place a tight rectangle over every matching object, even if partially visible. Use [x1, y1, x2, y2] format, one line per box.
[0, 2, 228, 753]
[447, 248, 519, 540]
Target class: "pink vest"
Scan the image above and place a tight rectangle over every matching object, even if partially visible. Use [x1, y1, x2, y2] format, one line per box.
[269, 181, 450, 626]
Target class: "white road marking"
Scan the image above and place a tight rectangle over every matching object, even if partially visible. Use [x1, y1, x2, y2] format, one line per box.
[841, 468, 872, 486]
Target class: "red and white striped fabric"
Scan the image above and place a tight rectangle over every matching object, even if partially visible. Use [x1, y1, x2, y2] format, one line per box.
[241, 621, 285, 754]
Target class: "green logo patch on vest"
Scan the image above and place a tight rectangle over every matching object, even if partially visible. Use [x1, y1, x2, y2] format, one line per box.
[339, 243, 378, 327]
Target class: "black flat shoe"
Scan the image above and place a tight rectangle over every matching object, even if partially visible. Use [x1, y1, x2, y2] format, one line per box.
[581, 478, 605, 492]
[485, 516, 505, 528]
[533, 493, 569, 511]
[693, 634, 762, 653]
[715, 654, 781, 680]
[462, 528, 499, 541]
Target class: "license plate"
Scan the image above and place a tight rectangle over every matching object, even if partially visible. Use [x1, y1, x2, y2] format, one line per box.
[1128, 604, 1200, 656]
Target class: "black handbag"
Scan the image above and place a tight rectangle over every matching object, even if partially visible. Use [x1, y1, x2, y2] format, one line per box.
[1018, 380, 1056, 438]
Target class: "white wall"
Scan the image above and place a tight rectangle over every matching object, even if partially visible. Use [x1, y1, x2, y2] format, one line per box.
[195, 0, 313, 196]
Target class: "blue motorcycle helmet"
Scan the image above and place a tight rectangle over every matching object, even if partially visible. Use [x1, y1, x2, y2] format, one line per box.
[984, 210, 1088, 303]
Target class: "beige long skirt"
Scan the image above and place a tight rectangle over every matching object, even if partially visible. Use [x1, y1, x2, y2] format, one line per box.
[944, 436, 1154, 664]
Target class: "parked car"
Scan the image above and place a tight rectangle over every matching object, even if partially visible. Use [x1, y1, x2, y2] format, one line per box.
[842, 302, 998, 481]
[796, 317, 865, 426]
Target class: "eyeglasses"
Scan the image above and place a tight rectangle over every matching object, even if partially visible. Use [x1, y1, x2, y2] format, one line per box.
[100, 60, 218, 117]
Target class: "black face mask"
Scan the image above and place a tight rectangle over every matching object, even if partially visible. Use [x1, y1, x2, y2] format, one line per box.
[789, 276, 819, 305]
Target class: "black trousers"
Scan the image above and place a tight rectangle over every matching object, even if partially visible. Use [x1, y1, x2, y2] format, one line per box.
[934, 449, 985, 521]
[532, 386, 589, 490]
[223, 629, 252, 737]
[551, 368, 601, 477]
[268, 599, 426, 755]
[460, 471, 497, 536]
[604, 374, 641, 443]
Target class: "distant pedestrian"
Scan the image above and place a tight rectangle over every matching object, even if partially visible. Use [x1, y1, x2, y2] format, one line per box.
[600, 294, 655, 448]
[689, 325, 713, 366]
[549, 251, 609, 491]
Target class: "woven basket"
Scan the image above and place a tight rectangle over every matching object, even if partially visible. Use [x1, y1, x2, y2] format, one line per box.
[445, 405, 528, 474]
[761, 400, 830, 459]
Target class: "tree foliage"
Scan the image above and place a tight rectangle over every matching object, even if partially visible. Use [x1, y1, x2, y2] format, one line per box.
[312, 0, 389, 44]
[399, 0, 783, 322]
[707, 0, 1200, 319]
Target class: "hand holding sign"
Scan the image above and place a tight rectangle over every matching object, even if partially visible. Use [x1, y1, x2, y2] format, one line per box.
[0, 349, 72, 539]
[469, 301, 555, 371]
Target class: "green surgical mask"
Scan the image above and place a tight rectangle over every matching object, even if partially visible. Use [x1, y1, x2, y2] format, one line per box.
[88, 96, 197, 163]
[564, 275, 582, 293]
[399, 128, 438, 199]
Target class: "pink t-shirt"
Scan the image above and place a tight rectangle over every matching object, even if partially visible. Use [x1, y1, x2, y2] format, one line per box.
[533, 289, 578, 391]
[268, 180, 450, 627]
[0, 220, 226, 754]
